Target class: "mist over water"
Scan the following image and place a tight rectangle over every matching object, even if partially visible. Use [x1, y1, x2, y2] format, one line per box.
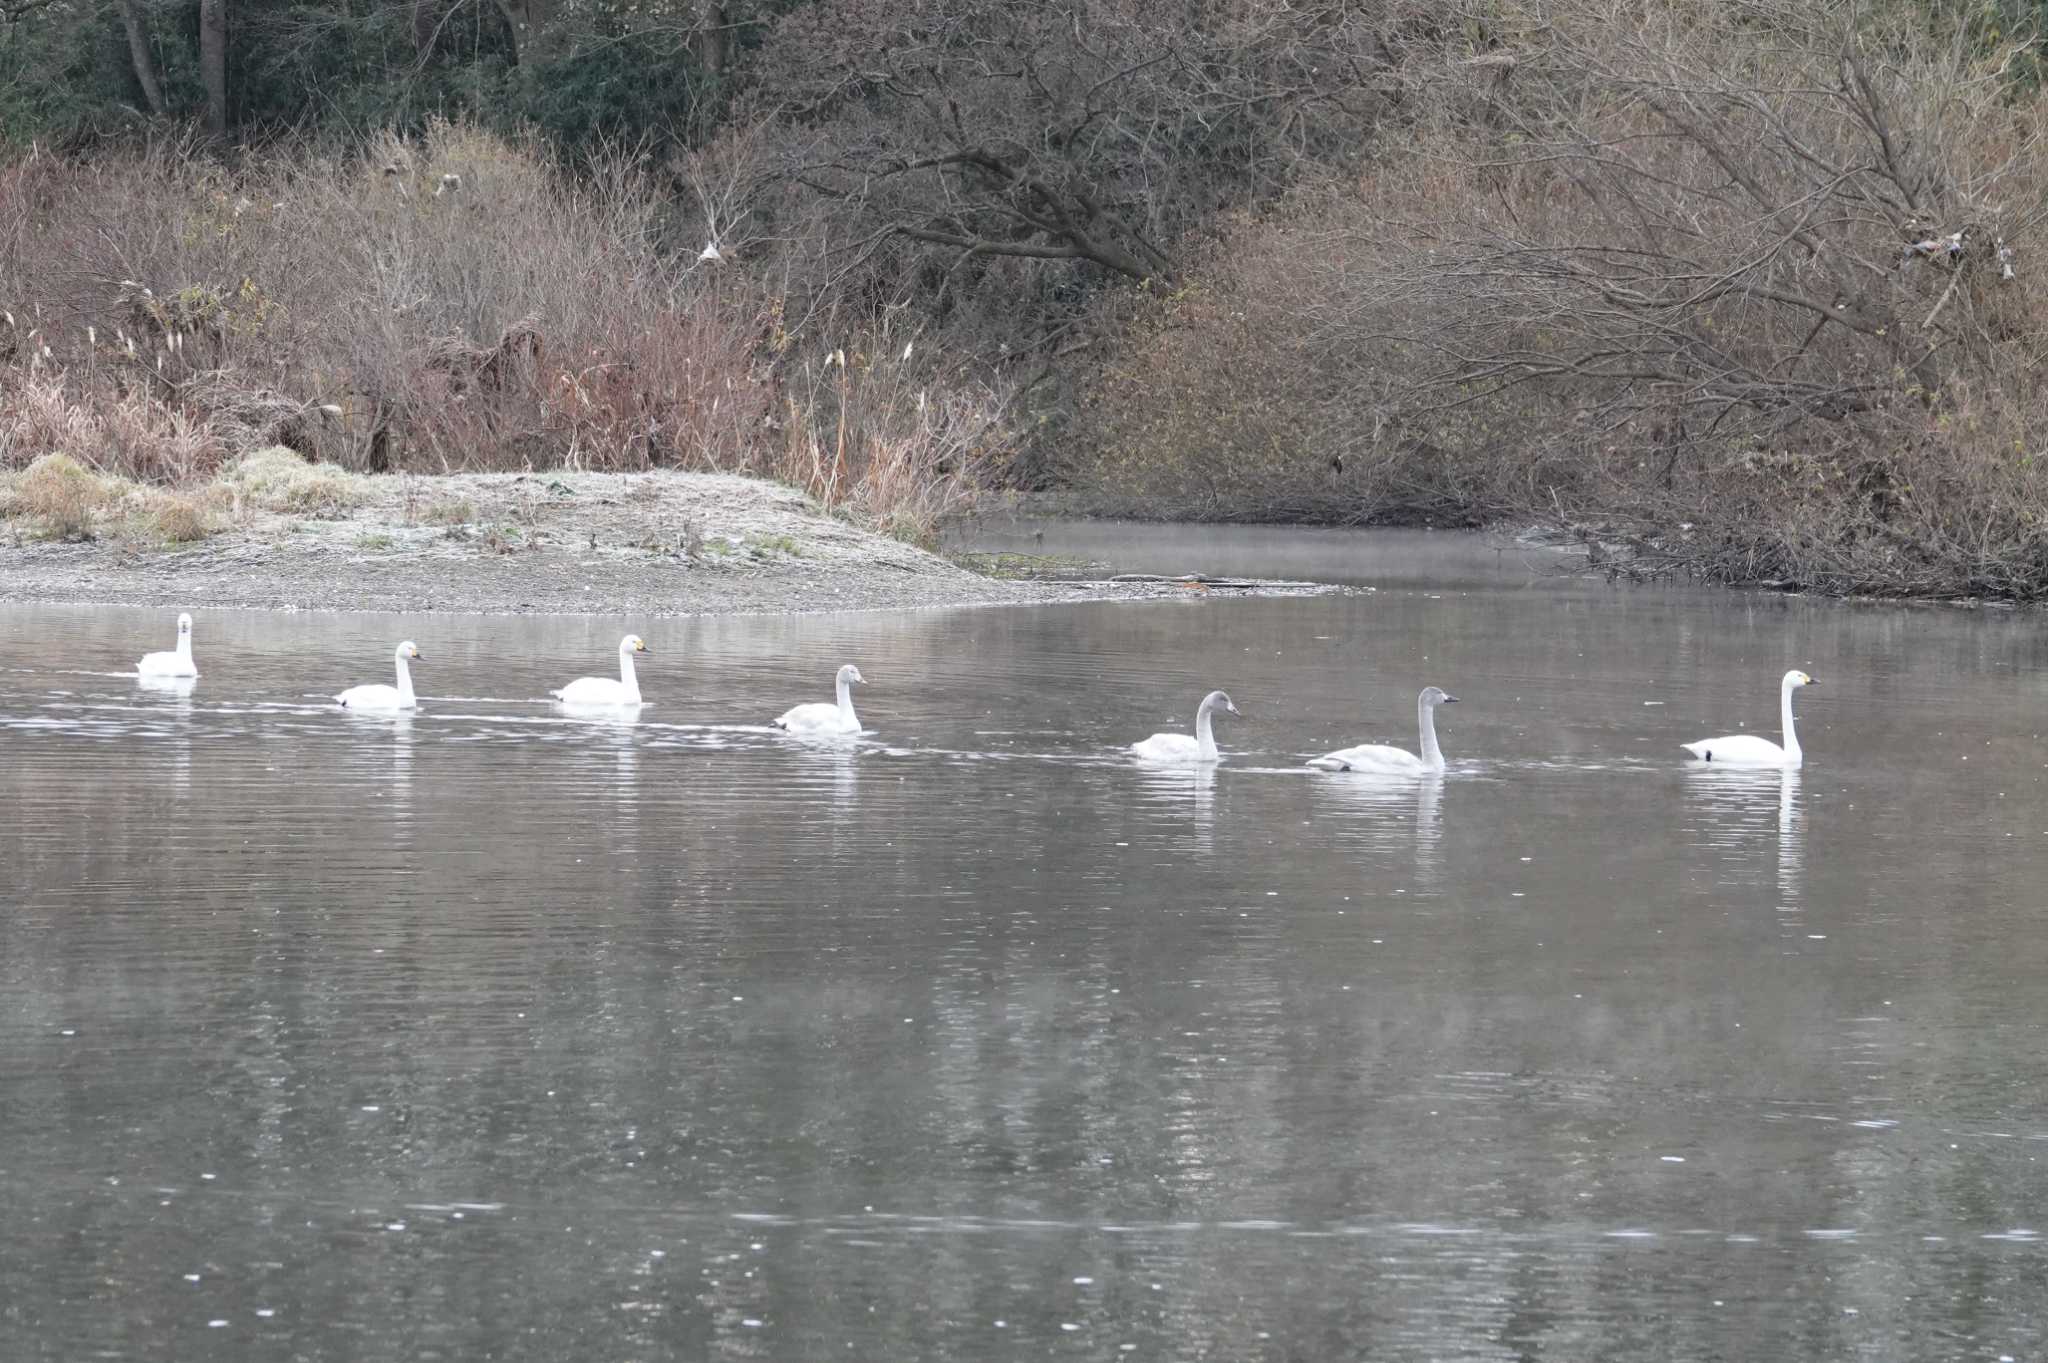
[5, 526, 2048, 1360]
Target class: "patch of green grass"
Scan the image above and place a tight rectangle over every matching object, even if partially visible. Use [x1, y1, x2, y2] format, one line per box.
[744, 531, 803, 559]
[421, 497, 476, 525]
[355, 531, 396, 550]
[949, 550, 1095, 580]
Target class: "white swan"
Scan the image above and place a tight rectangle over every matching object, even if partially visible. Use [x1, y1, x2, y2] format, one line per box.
[774, 664, 865, 734]
[137, 612, 198, 678]
[1307, 686, 1459, 774]
[1681, 669, 1816, 767]
[552, 634, 649, 706]
[337, 641, 422, 711]
[1132, 689, 1242, 763]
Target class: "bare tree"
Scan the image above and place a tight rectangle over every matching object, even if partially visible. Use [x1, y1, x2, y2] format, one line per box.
[751, 0, 1427, 291]
[1358, 3, 2039, 449]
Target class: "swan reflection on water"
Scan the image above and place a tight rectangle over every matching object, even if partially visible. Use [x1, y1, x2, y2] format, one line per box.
[136, 671, 196, 797]
[135, 673, 197, 698]
[1314, 769, 1445, 878]
[1133, 759, 1217, 850]
[1682, 762, 1804, 907]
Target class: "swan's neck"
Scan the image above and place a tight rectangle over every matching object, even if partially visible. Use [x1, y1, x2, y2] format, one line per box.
[175, 632, 192, 660]
[394, 653, 416, 705]
[1780, 678, 1801, 761]
[1418, 697, 1445, 771]
[618, 649, 641, 703]
[1194, 704, 1218, 762]
[835, 676, 858, 727]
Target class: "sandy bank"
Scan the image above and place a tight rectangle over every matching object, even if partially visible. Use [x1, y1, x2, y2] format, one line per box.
[0, 469, 1336, 616]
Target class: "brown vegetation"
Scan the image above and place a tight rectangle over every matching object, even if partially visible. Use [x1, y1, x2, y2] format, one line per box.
[0, 121, 1001, 544]
[5, 452, 110, 540]
[9, 2, 2048, 595]
[1073, 0, 2048, 599]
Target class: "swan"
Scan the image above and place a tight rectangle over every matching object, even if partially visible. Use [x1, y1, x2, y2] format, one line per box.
[1681, 669, 1816, 767]
[337, 641, 422, 711]
[1132, 689, 1242, 763]
[1306, 686, 1459, 774]
[552, 634, 649, 706]
[137, 612, 198, 678]
[774, 664, 865, 735]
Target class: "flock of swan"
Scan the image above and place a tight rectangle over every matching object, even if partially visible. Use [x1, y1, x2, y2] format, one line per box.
[135, 613, 1822, 768]
[135, 613, 866, 735]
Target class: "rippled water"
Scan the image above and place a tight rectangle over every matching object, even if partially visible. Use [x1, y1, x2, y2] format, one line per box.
[5, 525, 2048, 1360]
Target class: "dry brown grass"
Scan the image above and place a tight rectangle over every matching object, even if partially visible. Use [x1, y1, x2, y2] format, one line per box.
[0, 122, 984, 543]
[769, 328, 1012, 546]
[141, 490, 219, 544]
[6, 453, 113, 540]
[222, 447, 366, 517]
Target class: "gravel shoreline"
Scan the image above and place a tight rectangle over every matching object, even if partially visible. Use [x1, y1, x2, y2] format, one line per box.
[0, 470, 1336, 616]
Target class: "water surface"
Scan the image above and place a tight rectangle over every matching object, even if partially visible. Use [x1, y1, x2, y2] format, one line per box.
[5, 526, 2048, 1359]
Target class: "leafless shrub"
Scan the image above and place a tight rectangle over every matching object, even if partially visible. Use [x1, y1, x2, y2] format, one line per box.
[1073, 0, 2048, 596]
[771, 317, 1016, 544]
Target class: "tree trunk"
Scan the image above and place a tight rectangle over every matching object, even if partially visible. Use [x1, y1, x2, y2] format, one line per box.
[114, 0, 169, 118]
[198, 0, 227, 139]
[696, 0, 725, 78]
[491, 0, 520, 65]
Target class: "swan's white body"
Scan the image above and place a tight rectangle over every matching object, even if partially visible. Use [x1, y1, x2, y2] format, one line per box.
[1307, 686, 1458, 775]
[137, 612, 198, 678]
[1132, 689, 1241, 763]
[775, 664, 865, 734]
[337, 641, 422, 711]
[553, 634, 648, 706]
[1681, 670, 1816, 768]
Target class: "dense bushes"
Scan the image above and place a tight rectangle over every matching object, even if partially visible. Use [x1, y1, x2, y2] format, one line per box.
[0, 121, 1007, 542]
[1070, 0, 2048, 599]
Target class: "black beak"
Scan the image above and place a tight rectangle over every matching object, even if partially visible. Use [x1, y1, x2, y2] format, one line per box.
[1442, 695, 1460, 704]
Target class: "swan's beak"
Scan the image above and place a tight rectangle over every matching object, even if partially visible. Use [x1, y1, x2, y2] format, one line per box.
[1804, 676, 1817, 685]
[639, 645, 651, 655]
[1442, 695, 1460, 704]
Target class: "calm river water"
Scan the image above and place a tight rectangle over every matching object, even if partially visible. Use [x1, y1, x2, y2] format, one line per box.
[5, 525, 2048, 1360]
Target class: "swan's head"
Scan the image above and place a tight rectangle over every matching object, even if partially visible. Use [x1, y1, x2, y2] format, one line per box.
[1200, 689, 1242, 718]
[397, 640, 423, 661]
[839, 664, 866, 686]
[176, 612, 192, 635]
[1420, 686, 1459, 707]
[621, 634, 650, 655]
[1784, 669, 1816, 688]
